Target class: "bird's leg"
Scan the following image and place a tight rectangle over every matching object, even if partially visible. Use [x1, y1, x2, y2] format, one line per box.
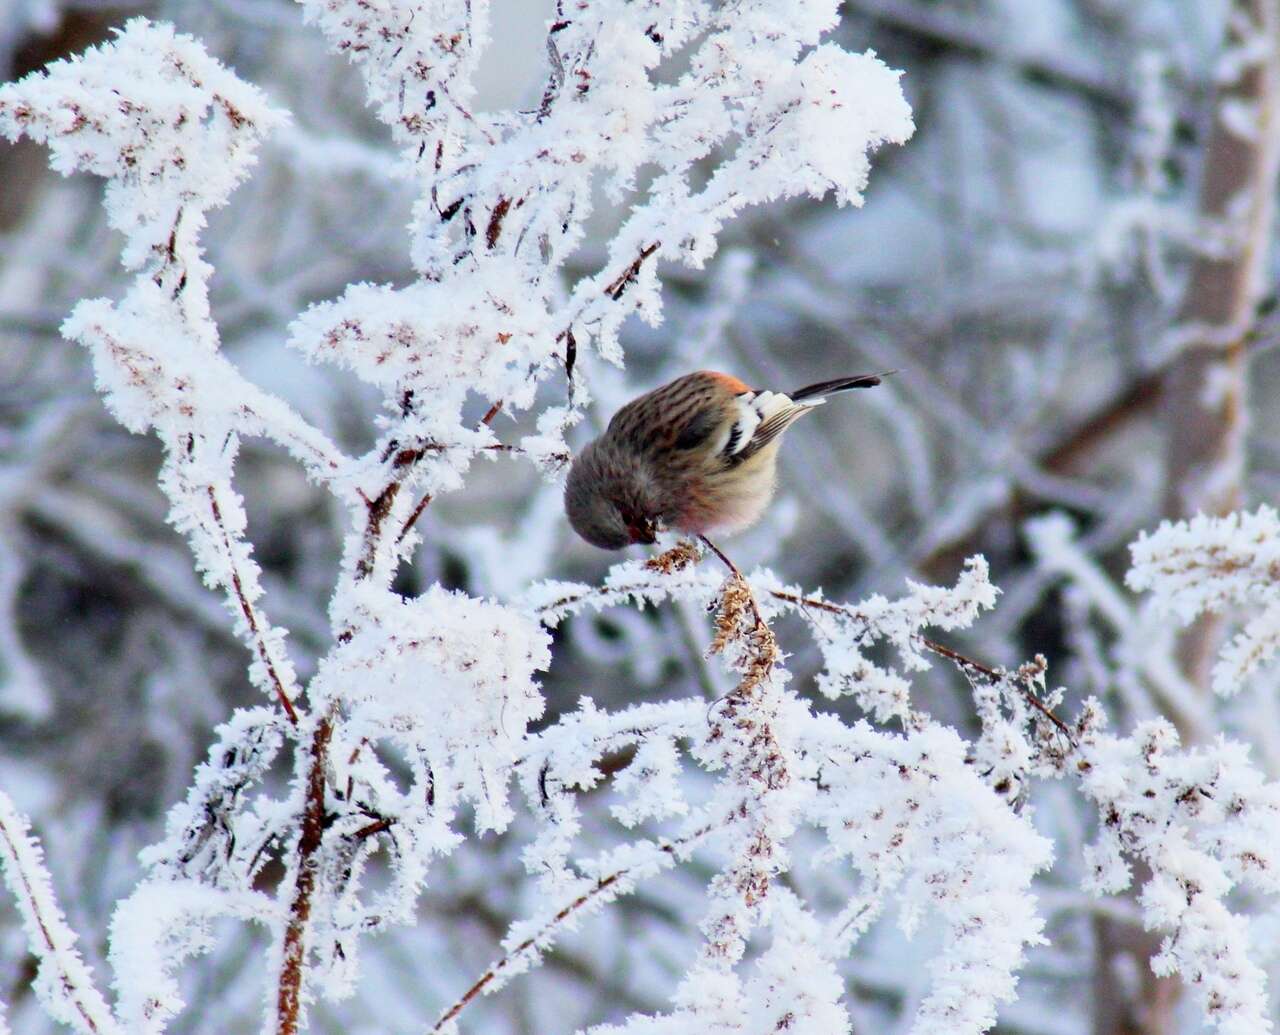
[697, 534, 765, 630]
[697, 534, 742, 578]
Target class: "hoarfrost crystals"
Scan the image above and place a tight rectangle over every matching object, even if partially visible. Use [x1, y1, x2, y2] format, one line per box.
[1129, 507, 1280, 695]
[1076, 718, 1280, 1034]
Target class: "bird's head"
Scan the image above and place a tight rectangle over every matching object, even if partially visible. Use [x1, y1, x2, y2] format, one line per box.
[564, 441, 660, 550]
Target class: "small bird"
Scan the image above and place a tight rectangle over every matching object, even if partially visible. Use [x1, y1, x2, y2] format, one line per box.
[565, 370, 883, 550]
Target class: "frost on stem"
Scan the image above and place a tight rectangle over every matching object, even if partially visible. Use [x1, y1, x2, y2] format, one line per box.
[766, 555, 1000, 726]
[1025, 509, 1280, 1033]
[0, 791, 120, 1035]
[11, 4, 1280, 1034]
[1075, 713, 1280, 1034]
[0, 19, 344, 724]
[518, 548, 1051, 1035]
[1128, 506, 1280, 695]
[108, 881, 271, 1034]
[290, 0, 914, 455]
[140, 708, 286, 888]
[689, 573, 789, 973]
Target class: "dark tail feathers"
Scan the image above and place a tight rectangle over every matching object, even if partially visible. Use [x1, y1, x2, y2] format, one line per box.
[789, 371, 892, 401]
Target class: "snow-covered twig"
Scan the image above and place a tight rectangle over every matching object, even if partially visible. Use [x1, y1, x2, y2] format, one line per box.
[429, 824, 715, 1033]
[1075, 713, 1280, 1033]
[1128, 506, 1280, 696]
[0, 792, 120, 1035]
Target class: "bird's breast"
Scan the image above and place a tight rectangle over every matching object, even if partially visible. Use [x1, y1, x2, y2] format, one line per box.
[665, 444, 781, 535]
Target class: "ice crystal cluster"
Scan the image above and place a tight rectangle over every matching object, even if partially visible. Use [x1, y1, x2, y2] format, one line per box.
[2, 6, 1280, 1035]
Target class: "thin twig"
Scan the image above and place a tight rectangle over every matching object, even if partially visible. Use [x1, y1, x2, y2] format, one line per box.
[919, 636, 1075, 744]
[429, 826, 712, 1033]
[698, 534, 765, 629]
[389, 400, 507, 544]
[396, 493, 433, 543]
[207, 486, 300, 725]
[603, 241, 660, 300]
[275, 710, 335, 1035]
[768, 588, 854, 617]
[0, 792, 121, 1035]
[767, 587, 1074, 743]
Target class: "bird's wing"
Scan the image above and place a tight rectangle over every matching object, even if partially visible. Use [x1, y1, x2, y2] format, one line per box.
[605, 371, 815, 468]
[721, 390, 817, 465]
[611, 371, 747, 453]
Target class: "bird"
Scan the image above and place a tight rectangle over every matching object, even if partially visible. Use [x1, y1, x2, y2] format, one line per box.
[564, 369, 883, 550]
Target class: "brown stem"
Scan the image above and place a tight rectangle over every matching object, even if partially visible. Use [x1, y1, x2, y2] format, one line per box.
[353, 482, 401, 581]
[396, 493, 434, 543]
[0, 804, 119, 1034]
[207, 486, 300, 725]
[603, 242, 660, 300]
[768, 588, 1074, 742]
[918, 636, 1075, 744]
[768, 588, 857, 617]
[278, 395, 508, 1027]
[275, 711, 335, 1035]
[698, 534, 765, 629]
[429, 827, 710, 1033]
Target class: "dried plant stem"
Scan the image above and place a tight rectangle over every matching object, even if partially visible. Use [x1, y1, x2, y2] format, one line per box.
[698, 534, 765, 629]
[207, 485, 300, 725]
[769, 588, 1073, 741]
[918, 636, 1075, 744]
[275, 392, 507, 1030]
[700, 578, 785, 962]
[0, 792, 121, 1035]
[275, 710, 335, 1035]
[429, 827, 712, 1033]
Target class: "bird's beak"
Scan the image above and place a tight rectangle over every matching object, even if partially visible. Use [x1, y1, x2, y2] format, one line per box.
[628, 521, 657, 545]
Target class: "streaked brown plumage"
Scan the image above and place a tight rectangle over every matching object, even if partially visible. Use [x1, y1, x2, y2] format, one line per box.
[564, 369, 882, 550]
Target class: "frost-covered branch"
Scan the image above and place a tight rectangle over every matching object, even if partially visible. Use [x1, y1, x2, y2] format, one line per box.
[1129, 506, 1280, 696]
[0, 792, 120, 1035]
[0, 19, 333, 723]
[429, 823, 715, 1033]
[1075, 714, 1280, 1033]
[528, 546, 1054, 1033]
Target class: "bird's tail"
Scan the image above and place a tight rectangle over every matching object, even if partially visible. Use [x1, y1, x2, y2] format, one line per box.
[788, 372, 891, 402]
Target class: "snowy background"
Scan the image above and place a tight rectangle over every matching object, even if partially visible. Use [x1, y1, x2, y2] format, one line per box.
[2, 1, 1280, 1033]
